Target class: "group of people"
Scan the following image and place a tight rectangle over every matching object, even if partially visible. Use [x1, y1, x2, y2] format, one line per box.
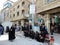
[22, 22, 49, 43]
[0, 24, 15, 41]
[5, 24, 16, 41]
[0, 23, 20, 42]
[0, 22, 49, 43]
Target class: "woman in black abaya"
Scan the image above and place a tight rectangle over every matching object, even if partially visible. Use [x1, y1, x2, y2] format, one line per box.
[8, 25, 15, 41]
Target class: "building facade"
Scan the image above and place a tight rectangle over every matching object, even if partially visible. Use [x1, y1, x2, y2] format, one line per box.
[9, 0, 31, 26]
[0, 0, 13, 22]
[36, 0, 60, 33]
[0, 11, 4, 23]
[2, 0, 60, 33]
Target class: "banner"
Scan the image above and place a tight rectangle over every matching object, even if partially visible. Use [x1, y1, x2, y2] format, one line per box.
[30, 4, 35, 14]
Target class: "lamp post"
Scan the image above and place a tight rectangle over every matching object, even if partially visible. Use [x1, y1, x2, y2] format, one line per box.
[30, 0, 35, 31]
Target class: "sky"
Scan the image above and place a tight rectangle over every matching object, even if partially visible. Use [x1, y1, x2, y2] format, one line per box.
[0, 0, 17, 11]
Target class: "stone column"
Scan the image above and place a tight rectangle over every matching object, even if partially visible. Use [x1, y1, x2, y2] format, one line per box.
[16, 21, 19, 25]
[45, 14, 50, 34]
[21, 20, 24, 26]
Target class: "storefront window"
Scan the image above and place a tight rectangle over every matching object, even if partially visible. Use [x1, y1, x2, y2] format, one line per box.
[37, 17, 44, 25]
[55, 16, 59, 24]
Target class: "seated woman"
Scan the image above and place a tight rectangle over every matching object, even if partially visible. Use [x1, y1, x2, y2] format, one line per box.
[30, 31, 35, 39]
[39, 32, 45, 43]
[35, 31, 40, 41]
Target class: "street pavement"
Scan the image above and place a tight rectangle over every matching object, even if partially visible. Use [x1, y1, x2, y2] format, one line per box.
[54, 33, 60, 45]
[0, 32, 43, 45]
[0, 32, 60, 45]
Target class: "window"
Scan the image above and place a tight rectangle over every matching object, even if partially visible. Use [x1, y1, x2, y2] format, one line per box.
[22, 10, 25, 15]
[13, 14, 15, 17]
[22, 1, 25, 6]
[17, 11, 19, 16]
[47, 0, 55, 3]
[17, 5, 19, 8]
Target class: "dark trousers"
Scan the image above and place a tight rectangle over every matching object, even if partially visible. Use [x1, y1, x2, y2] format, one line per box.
[51, 30, 54, 35]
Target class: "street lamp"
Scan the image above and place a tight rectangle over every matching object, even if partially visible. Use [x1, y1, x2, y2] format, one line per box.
[29, 0, 35, 31]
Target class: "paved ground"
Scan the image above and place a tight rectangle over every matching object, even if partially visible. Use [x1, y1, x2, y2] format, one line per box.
[0, 32, 43, 45]
[0, 32, 60, 45]
[54, 33, 60, 45]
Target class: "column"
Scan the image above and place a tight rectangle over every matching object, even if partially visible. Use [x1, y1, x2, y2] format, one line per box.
[21, 20, 24, 26]
[45, 14, 50, 34]
[16, 21, 18, 25]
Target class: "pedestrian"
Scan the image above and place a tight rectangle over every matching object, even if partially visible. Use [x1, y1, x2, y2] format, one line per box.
[23, 22, 29, 37]
[25, 22, 29, 31]
[40, 23, 48, 35]
[58, 24, 60, 33]
[39, 23, 48, 42]
[6, 26, 9, 33]
[0, 24, 4, 35]
[39, 33, 44, 42]
[14, 24, 17, 31]
[22, 25, 25, 31]
[8, 25, 15, 41]
[35, 31, 40, 41]
[50, 36, 54, 45]
[29, 23, 32, 31]
[30, 31, 35, 39]
[50, 22, 56, 35]
[50, 26, 54, 35]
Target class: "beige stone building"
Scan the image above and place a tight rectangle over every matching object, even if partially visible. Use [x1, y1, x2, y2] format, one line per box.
[4, 0, 37, 26]
[9, 0, 31, 26]
[4, 0, 60, 33]
[36, 0, 60, 33]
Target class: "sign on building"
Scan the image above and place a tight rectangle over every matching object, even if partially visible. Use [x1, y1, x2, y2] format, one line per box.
[30, 4, 35, 14]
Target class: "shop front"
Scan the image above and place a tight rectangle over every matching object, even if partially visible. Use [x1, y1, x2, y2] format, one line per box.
[37, 7, 60, 34]
[50, 13, 60, 33]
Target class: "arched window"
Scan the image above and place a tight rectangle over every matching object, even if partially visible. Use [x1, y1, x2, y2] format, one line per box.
[22, 10, 25, 15]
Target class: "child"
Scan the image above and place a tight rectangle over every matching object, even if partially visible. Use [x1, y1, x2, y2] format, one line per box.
[50, 36, 54, 45]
